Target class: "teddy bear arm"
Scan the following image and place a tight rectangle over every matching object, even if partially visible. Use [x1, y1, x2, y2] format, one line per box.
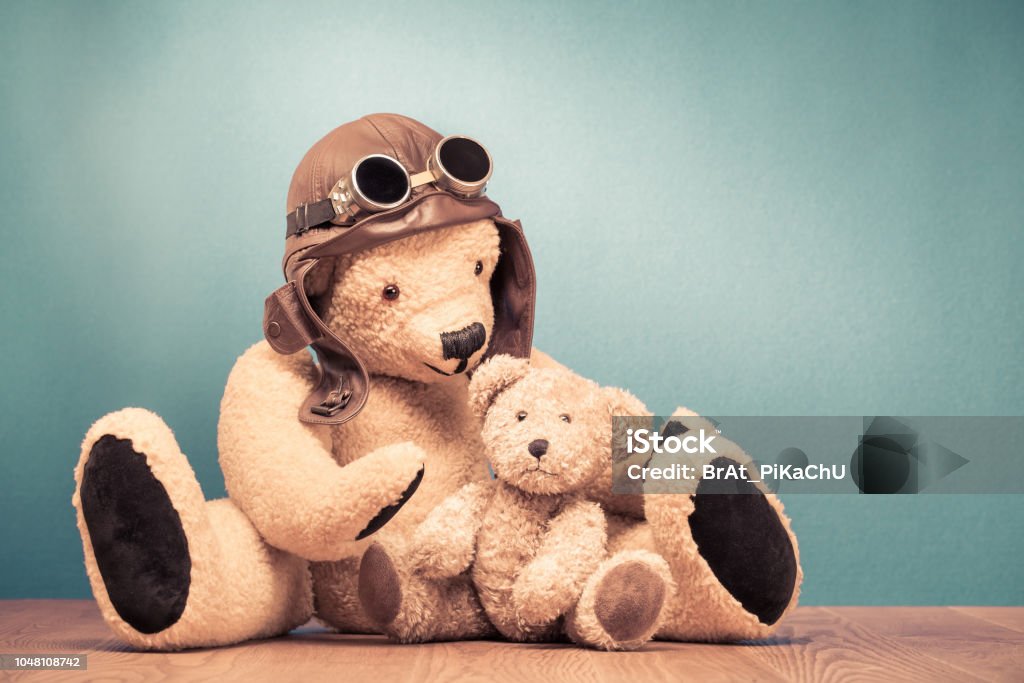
[230, 440, 426, 561]
[409, 481, 494, 579]
[219, 343, 426, 560]
[513, 499, 607, 625]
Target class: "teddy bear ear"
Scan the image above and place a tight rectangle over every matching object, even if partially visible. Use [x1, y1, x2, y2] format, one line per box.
[602, 386, 649, 418]
[469, 354, 531, 419]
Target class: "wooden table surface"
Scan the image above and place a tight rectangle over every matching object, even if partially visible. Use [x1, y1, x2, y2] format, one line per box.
[0, 601, 1020, 682]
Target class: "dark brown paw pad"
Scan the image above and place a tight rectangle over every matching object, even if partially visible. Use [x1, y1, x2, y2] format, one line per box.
[689, 456, 798, 625]
[80, 435, 191, 634]
[594, 561, 667, 643]
[358, 543, 403, 628]
[356, 467, 424, 540]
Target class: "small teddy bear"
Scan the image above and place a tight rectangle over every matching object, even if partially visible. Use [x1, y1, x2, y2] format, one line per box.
[359, 355, 675, 650]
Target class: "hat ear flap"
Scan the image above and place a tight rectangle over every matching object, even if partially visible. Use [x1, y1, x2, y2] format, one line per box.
[469, 354, 531, 420]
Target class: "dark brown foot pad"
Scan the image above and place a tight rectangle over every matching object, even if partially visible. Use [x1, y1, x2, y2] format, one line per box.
[688, 456, 797, 625]
[594, 561, 667, 643]
[356, 467, 424, 540]
[80, 435, 191, 635]
[358, 543, 402, 627]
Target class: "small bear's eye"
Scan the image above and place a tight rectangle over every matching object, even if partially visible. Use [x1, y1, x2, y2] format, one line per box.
[474, 260, 483, 276]
[560, 414, 571, 423]
[516, 411, 528, 421]
[382, 284, 400, 301]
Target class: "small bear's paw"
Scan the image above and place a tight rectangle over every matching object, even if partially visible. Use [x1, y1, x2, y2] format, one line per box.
[567, 550, 674, 651]
[358, 543, 404, 629]
[593, 557, 670, 647]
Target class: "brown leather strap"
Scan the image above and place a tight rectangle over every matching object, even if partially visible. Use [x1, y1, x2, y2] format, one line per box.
[260, 261, 371, 425]
[300, 338, 369, 425]
[286, 199, 336, 237]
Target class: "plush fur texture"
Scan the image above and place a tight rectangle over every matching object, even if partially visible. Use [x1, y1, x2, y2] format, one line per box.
[73, 220, 520, 648]
[359, 368, 803, 646]
[589, 408, 803, 641]
[73, 409, 312, 650]
[73, 214, 803, 650]
[359, 357, 675, 651]
[637, 412, 804, 641]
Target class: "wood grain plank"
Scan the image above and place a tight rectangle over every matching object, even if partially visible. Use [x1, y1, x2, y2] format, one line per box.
[832, 607, 1023, 682]
[835, 606, 1019, 679]
[951, 607, 1024, 634]
[740, 606, 989, 682]
[0, 601, 782, 683]
[2, 601, 1021, 682]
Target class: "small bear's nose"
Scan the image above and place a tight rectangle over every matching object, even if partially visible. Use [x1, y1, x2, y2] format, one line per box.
[528, 439, 549, 459]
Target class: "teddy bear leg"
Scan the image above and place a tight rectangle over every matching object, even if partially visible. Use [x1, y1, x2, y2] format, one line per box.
[358, 542, 496, 643]
[311, 557, 380, 634]
[644, 455, 803, 641]
[73, 408, 313, 650]
[565, 550, 674, 651]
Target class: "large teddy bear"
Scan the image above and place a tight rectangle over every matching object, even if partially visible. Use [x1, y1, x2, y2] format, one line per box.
[72, 114, 539, 649]
[72, 113, 802, 651]
[360, 355, 676, 650]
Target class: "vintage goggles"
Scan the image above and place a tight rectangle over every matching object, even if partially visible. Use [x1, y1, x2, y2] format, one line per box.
[287, 135, 493, 236]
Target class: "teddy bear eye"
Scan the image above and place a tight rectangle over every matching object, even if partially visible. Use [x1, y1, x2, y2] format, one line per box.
[516, 411, 528, 421]
[474, 260, 483, 276]
[560, 414, 571, 423]
[382, 284, 400, 301]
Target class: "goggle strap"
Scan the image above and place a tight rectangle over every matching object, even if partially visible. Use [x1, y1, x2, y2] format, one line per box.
[409, 169, 436, 189]
[286, 199, 336, 237]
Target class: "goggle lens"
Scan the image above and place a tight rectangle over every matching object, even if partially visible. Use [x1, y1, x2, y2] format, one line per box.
[353, 155, 410, 207]
[437, 137, 491, 184]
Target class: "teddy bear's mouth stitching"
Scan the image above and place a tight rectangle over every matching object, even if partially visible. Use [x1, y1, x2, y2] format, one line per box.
[529, 465, 559, 477]
[424, 359, 469, 376]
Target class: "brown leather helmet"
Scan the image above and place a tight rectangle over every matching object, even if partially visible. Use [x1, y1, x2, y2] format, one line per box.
[262, 114, 536, 425]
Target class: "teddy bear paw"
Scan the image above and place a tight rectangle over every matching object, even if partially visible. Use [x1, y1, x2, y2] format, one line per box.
[595, 562, 668, 644]
[567, 551, 674, 651]
[358, 543, 404, 629]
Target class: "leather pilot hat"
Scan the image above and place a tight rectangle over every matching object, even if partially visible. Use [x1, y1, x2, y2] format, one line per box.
[263, 114, 536, 425]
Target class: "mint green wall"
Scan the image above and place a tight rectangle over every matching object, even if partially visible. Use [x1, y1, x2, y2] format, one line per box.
[1, 1, 1021, 604]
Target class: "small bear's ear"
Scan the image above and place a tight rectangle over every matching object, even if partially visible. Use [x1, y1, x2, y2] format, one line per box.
[469, 354, 531, 419]
[602, 386, 649, 418]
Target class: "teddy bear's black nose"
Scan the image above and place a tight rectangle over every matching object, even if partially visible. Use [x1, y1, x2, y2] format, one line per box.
[528, 439, 549, 459]
[441, 322, 486, 361]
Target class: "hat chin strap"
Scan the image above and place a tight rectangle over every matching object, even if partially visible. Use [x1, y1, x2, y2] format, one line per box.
[300, 337, 369, 425]
[263, 259, 370, 426]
